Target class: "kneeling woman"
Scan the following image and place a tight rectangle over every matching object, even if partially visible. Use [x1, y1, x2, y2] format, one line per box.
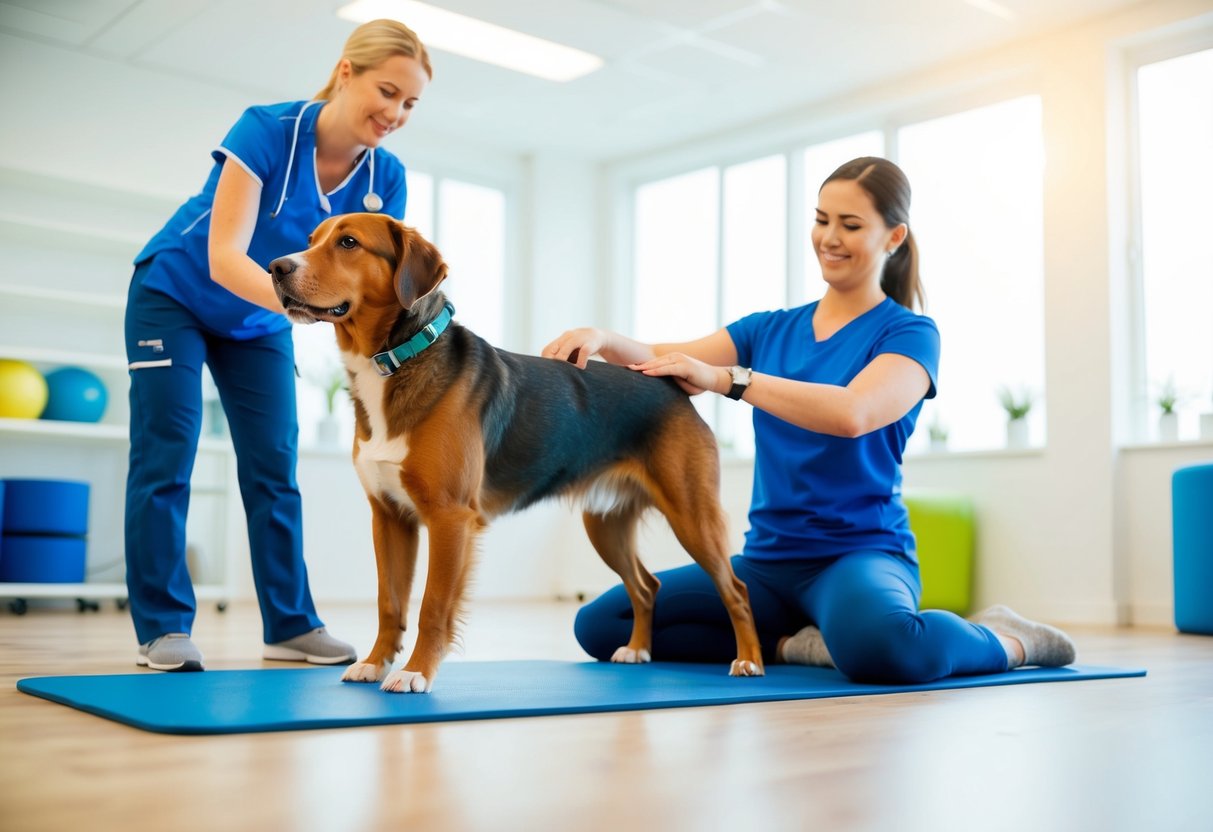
[541, 157, 1075, 683]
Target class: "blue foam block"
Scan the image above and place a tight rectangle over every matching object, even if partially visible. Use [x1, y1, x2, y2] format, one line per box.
[0, 534, 86, 582]
[1173, 462, 1213, 635]
[1, 478, 90, 536]
[16, 661, 1145, 735]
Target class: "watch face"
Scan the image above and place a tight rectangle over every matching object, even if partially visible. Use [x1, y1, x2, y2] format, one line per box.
[727, 366, 751, 399]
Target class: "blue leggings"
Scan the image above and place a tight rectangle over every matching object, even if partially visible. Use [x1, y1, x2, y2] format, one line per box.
[124, 263, 322, 645]
[575, 551, 1008, 684]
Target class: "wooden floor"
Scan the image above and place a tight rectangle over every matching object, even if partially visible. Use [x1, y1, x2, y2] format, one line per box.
[1, 598, 1211, 832]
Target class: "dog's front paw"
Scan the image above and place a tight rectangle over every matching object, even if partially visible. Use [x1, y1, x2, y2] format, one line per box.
[342, 661, 389, 683]
[729, 659, 764, 677]
[381, 669, 432, 693]
[610, 646, 651, 664]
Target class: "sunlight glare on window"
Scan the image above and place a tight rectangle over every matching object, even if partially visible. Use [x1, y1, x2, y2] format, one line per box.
[405, 170, 434, 240]
[897, 97, 1045, 453]
[719, 155, 787, 456]
[633, 168, 720, 344]
[1137, 47, 1213, 441]
[439, 179, 507, 348]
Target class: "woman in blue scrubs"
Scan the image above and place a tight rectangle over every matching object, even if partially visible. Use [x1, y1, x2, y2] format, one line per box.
[124, 19, 431, 671]
[542, 157, 1077, 683]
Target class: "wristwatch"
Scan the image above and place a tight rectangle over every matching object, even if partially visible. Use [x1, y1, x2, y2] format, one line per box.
[726, 365, 752, 400]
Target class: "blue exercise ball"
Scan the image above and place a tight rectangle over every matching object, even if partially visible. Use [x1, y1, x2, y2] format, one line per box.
[41, 367, 108, 423]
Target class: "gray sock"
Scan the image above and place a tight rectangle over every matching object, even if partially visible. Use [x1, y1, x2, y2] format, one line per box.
[780, 625, 835, 668]
[972, 605, 1076, 668]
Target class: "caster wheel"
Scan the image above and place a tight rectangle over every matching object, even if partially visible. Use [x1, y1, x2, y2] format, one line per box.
[9, 598, 29, 615]
[76, 598, 101, 613]
[116, 598, 129, 611]
[217, 601, 229, 613]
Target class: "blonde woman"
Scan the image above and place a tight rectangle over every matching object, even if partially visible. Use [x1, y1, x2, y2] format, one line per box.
[124, 19, 431, 671]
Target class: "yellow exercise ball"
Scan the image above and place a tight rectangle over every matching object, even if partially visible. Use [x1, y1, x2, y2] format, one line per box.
[0, 359, 49, 418]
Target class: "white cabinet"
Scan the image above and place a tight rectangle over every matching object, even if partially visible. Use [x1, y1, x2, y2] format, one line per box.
[0, 168, 238, 613]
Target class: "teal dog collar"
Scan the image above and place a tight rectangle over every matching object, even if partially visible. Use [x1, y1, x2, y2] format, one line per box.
[371, 302, 455, 377]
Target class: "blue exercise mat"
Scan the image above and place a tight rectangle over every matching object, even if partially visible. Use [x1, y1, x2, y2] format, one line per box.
[17, 661, 1145, 735]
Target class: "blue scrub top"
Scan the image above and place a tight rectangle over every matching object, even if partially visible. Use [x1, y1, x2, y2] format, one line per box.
[726, 298, 940, 562]
[135, 99, 409, 339]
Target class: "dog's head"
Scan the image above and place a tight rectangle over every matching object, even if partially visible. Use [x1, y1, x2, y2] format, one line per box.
[269, 213, 449, 327]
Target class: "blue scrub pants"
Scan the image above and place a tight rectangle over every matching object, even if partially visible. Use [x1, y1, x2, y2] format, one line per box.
[124, 263, 322, 645]
[575, 550, 1009, 683]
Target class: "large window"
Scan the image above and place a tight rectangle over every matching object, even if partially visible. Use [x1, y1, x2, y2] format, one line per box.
[1133, 46, 1213, 442]
[633, 168, 719, 345]
[632, 103, 1045, 456]
[632, 157, 786, 452]
[898, 96, 1046, 454]
[293, 171, 508, 447]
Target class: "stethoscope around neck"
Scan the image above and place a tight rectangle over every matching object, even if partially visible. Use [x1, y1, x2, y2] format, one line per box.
[270, 100, 383, 218]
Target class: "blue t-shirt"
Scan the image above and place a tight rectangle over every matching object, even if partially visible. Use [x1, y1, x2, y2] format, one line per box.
[726, 298, 940, 562]
[135, 100, 408, 339]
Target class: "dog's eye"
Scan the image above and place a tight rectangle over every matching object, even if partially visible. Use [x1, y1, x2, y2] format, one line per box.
[339, 236, 359, 250]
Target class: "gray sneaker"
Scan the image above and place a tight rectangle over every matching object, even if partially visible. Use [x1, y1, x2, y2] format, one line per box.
[263, 627, 356, 665]
[137, 633, 205, 672]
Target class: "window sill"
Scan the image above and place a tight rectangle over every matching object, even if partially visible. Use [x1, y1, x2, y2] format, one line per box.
[905, 446, 1045, 461]
[720, 446, 1050, 466]
[1119, 438, 1213, 452]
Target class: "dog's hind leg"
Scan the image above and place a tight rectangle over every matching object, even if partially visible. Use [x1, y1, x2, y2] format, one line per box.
[645, 419, 765, 677]
[582, 496, 660, 664]
[343, 501, 420, 684]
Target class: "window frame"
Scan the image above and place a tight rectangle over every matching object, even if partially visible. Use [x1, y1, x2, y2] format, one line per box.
[292, 162, 518, 448]
[401, 161, 522, 350]
[1122, 29, 1213, 444]
[612, 76, 1046, 457]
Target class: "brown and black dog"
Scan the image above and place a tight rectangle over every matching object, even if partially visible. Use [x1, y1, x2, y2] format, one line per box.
[269, 213, 763, 693]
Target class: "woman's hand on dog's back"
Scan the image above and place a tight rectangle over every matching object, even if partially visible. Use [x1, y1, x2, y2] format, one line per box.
[542, 327, 654, 369]
[541, 327, 741, 369]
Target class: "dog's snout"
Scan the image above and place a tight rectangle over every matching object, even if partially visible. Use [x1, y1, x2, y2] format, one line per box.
[269, 256, 296, 284]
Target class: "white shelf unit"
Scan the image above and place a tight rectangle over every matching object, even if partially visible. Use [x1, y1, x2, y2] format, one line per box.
[0, 168, 239, 614]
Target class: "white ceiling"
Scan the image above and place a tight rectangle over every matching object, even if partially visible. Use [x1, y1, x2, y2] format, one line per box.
[0, 0, 1147, 160]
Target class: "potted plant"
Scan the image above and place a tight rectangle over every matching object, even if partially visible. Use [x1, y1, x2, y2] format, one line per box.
[306, 361, 347, 446]
[998, 386, 1033, 449]
[928, 414, 949, 452]
[1155, 377, 1180, 443]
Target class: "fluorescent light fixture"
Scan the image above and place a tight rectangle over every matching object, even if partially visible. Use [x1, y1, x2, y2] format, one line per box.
[962, 0, 1016, 21]
[337, 0, 604, 82]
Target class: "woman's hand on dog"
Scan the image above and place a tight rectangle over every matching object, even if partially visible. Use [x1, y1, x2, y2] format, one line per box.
[543, 329, 729, 396]
[541, 327, 609, 369]
[629, 353, 729, 397]
[544, 327, 659, 369]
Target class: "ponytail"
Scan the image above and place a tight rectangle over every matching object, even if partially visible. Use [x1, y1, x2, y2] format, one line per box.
[881, 229, 924, 312]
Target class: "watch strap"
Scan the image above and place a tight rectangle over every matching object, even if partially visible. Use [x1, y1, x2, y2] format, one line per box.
[726, 366, 751, 400]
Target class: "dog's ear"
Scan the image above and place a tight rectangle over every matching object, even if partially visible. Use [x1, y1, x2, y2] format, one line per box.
[390, 220, 448, 309]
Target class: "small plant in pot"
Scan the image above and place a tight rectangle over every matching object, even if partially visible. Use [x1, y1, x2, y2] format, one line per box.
[306, 361, 347, 446]
[1155, 376, 1181, 443]
[998, 386, 1033, 448]
[928, 414, 949, 451]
